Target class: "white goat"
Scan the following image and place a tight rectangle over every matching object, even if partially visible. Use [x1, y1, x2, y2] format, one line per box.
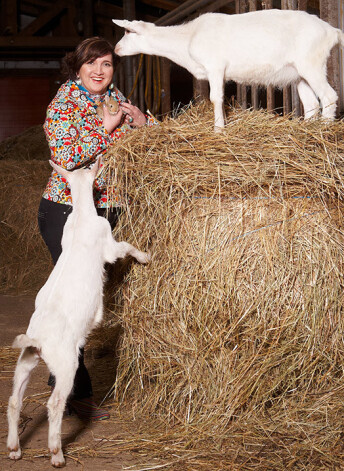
[113, 10, 344, 129]
[7, 159, 149, 468]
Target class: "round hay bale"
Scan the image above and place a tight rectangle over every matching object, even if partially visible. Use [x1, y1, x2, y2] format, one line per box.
[0, 160, 52, 293]
[103, 104, 344, 468]
[0, 125, 50, 161]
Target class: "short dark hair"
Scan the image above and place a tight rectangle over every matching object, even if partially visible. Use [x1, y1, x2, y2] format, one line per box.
[61, 36, 117, 80]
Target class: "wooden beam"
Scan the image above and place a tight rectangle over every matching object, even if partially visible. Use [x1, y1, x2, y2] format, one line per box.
[22, 0, 52, 8]
[18, 0, 68, 36]
[194, 0, 236, 15]
[281, 0, 292, 115]
[145, 55, 152, 110]
[20, 1, 52, 17]
[156, 0, 215, 26]
[1, 0, 18, 35]
[0, 36, 80, 48]
[66, 1, 78, 36]
[193, 77, 209, 103]
[161, 57, 171, 116]
[235, 0, 248, 109]
[139, 0, 180, 11]
[289, 1, 300, 116]
[249, 0, 258, 110]
[291, 83, 301, 116]
[139, 61, 145, 111]
[57, 1, 78, 36]
[123, 0, 136, 99]
[94, 3, 125, 20]
[320, 0, 340, 111]
[95, 2, 156, 24]
[262, 0, 274, 112]
[82, 0, 94, 37]
[298, 0, 308, 10]
[266, 90, 275, 115]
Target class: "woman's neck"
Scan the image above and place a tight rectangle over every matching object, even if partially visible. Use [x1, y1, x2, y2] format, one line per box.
[89, 92, 107, 100]
[75, 81, 109, 102]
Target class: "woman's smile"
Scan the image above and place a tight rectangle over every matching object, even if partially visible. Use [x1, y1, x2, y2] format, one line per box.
[78, 54, 113, 95]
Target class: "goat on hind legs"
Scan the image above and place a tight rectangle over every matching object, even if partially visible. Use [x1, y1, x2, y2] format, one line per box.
[7, 158, 150, 467]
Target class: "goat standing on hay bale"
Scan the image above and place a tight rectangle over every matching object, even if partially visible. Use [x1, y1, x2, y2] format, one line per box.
[113, 9, 344, 129]
[7, 159, 150, 468]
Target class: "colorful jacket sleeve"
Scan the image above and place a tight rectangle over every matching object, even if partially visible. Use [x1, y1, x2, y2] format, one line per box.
[44, 99, 112, 170]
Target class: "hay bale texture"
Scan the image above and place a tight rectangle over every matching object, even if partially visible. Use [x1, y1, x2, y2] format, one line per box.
[0, 123, 51, 293]
[0, 125, 50, 161]
[103, 104, 344, 469]
[0, 160, 52, 293]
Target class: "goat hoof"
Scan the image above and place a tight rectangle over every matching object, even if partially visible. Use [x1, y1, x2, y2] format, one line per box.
[52, 462, 65, 468]
[8, 444, 18, 451]
[51, 450, 65, 468]
[9, 449, 22, 460]
[139, 251, 150, 264]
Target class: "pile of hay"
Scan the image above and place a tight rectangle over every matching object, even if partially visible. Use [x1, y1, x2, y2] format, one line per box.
[0, 125, 50, 161]
[0, 123, 51, 293]
[0, 160, 52, 293]
[103, 104, 344, 469]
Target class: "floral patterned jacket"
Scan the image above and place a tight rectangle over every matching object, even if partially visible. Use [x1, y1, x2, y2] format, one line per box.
[42, 80, 157, 208]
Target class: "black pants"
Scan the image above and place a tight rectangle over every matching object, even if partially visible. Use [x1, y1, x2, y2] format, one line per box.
[38, 197, 120, 399]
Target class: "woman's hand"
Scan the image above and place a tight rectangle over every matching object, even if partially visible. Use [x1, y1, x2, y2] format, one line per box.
[120, 101, 147, 127]
[102, 105, 124, 134]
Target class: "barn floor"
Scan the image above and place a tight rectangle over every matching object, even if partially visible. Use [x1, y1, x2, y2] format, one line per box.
[0, 294, 151, 470]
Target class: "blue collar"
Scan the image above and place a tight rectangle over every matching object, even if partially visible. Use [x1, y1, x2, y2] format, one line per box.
[75, 82, 111, 104]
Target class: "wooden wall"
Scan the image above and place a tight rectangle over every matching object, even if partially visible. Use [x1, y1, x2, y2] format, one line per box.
[0, 75, 57, 141]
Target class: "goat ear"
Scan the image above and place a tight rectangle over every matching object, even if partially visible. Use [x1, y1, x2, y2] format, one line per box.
[112, 19, 144, 33]
[49, 160, 70, 180]
[112, 19, 132, 30]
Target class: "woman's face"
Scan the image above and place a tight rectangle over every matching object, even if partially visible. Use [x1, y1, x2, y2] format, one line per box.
[78, 53, 114, 95]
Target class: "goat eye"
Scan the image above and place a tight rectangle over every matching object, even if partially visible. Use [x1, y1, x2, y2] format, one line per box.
[125, 29, 130, 34]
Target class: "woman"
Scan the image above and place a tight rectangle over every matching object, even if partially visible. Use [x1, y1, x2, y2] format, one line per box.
[38, 36, 157, 421]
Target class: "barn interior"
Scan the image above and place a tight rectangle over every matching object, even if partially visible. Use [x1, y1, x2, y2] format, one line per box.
[1, 2, 344, 470]
[0, 0, 342, 141]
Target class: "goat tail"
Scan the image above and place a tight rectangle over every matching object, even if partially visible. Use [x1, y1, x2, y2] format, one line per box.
[12, 334, 41, 350]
